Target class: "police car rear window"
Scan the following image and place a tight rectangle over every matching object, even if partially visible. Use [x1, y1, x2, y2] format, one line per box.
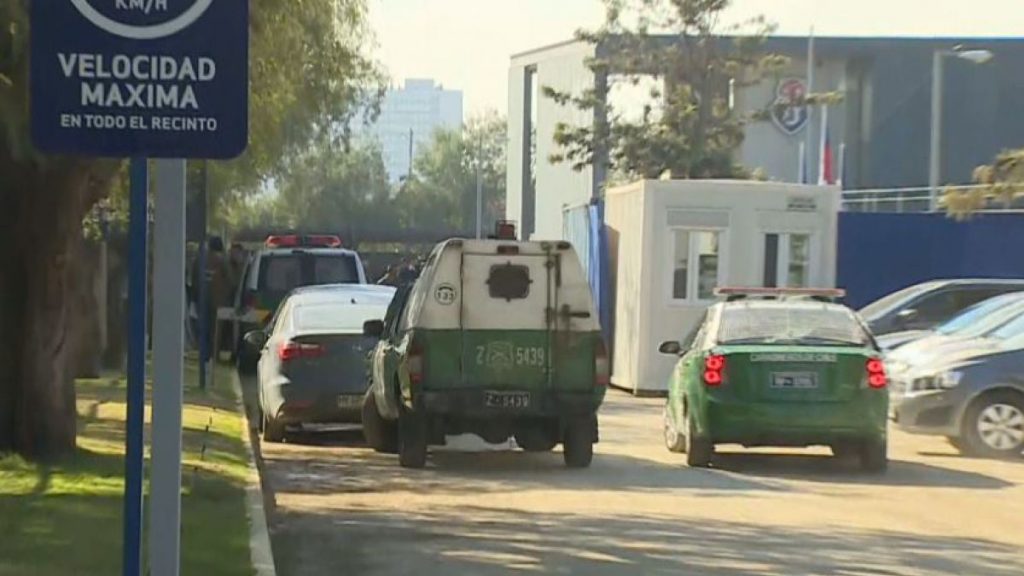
[260, 254, 359, 292]
[718, 306, 869, 346]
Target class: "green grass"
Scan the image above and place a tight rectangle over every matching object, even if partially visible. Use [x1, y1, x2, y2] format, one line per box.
[0, 360, 254, 576]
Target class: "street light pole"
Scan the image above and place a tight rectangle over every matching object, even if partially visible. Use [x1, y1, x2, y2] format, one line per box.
[928, 50, 944, 212]
[929, 48, 994, 212]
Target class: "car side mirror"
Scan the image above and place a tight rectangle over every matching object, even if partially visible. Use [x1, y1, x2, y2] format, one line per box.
[363, 319, 385, 339]
[243, 330, 267, 350]
[659, 341, 683, 356]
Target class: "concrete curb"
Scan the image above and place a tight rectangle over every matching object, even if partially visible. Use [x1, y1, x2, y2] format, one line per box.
[231, 371, 277, 576]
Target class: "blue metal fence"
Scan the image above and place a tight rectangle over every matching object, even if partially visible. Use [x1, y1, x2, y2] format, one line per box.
[838, 212, 1024, 309]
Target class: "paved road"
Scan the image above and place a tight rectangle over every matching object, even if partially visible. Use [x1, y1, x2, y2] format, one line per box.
[248, 381, 1024, 576]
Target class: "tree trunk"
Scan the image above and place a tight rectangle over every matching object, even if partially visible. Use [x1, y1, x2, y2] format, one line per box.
[0, 158, 118, 459]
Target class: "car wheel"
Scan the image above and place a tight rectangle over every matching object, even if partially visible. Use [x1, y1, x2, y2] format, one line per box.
[515, 424, 558, 453]
[859, 438, 888, 473]
[664, 405, 686, 454]
[962, 392, 1024, 459]
[684, 403, 713, 468]
[562, 416, 595, 468]
[397, 406, 428, 469]
[262, 414, 286, 444]
[362, 392, 398, 454]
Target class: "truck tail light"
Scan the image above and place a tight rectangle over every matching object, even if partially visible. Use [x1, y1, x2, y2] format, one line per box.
[704, 354, 726, 387]
[408, 341, 425, 385]
[278, 341, 324, 362]
[595, 339, 610, 388]
[866, 358, 887, 389]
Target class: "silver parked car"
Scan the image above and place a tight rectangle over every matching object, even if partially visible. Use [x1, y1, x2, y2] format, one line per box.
[877, 292, 1024, 353]
[246, 284, 396, 442]
[890, 311, 1024, 458]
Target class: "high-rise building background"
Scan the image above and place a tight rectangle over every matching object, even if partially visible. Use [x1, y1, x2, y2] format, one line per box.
[364, 78, 464, 183]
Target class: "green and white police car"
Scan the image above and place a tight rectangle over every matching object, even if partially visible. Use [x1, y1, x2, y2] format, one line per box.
[361, 235, 608, 469]
[661, 288, 890, 472]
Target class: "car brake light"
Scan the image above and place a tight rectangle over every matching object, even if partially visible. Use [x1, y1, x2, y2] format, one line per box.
[704, 354, 726, 387]
[595, 339, 610, 387]
[866, 358, 887, 389]
[408, 341, 425, 385]
[278, 341, 324, 361]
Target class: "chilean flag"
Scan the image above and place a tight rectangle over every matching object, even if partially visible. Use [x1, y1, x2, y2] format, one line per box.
[818, 106, 835, 186]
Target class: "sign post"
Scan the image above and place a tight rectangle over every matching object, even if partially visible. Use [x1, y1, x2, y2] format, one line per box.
[31, 3, 249, 576]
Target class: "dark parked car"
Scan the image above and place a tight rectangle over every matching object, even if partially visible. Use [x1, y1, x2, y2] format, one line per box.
[859, 279, 1024, 337]
[246, 284, 395, 442]
[890, 311, 1024, 458]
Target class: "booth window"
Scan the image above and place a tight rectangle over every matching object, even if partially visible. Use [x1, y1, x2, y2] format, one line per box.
[672, 230, 721, 302]
[763, 233, 811, 288]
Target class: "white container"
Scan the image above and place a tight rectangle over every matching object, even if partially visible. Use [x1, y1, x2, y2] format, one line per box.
[603, 180, 841, 393]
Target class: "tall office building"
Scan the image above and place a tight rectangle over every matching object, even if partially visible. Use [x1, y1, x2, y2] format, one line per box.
[366, 78, 464, 183]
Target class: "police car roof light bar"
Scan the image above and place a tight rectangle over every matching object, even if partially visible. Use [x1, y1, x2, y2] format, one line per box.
[715, 287, 847, 302]
[265, 234, 342, 249]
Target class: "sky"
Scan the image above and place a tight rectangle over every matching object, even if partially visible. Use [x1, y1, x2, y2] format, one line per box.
[369, 0, 1024, 116]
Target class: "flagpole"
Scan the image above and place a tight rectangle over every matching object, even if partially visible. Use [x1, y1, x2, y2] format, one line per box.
[838, 142, 847, 189]
[818, 105, 829, 185]
[805, 27, 815, 181]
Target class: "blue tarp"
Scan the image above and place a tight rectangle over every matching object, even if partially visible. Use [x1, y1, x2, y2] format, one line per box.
[838, 212, 1024, 309]
[563, 202, 612, 345]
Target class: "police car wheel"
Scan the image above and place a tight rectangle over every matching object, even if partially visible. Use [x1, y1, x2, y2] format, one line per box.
[398, 408, 428, 469]
[962, 392, 1024, 459]
[684, 404, 713, 467]
[562, 417, 594, 468]
[664, 406, 686, 454]
[362, 392, 398, 454]
[859, 438, 888, 473]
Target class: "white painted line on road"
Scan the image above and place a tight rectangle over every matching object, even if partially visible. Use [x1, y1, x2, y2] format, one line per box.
[231, 372, 278, 576]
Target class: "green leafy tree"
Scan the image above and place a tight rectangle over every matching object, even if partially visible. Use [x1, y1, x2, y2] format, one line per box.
[545, 0, 791, 181]
[228, 139, 397, 235]
[398, 113, 507, 233]
[0, 0, 382, 459]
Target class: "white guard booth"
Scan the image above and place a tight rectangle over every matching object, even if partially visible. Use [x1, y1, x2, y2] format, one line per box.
[604, 180, 841, 394]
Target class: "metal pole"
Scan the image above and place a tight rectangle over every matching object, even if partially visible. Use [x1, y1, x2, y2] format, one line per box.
[197, 161, 208, 390]
[149, 159, 187, 576]
[804, 27, 815, 183]
[475, 134, 483, 239]
[122, 158, 148, 576]
[929, 50, 945, 212]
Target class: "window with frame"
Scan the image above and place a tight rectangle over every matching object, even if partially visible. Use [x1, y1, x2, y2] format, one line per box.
[763, 233, 812, 288]
[671, 230, 721, 302]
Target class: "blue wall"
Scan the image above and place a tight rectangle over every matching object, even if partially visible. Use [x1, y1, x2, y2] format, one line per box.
[838, 212, 1024, 309]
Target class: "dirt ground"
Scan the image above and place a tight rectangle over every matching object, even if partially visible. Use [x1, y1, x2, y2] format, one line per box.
[247, 380, 1024, 576]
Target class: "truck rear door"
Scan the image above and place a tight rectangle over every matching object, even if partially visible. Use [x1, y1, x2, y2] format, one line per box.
[460, 246, 554, 392]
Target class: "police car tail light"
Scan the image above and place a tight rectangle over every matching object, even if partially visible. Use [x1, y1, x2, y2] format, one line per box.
[704, 354, 726, 387]
[595, 339, 610, 388]
[278, 341, 324, 362]
[408, 342, 425, 385]
[866, 358, 887, 389]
